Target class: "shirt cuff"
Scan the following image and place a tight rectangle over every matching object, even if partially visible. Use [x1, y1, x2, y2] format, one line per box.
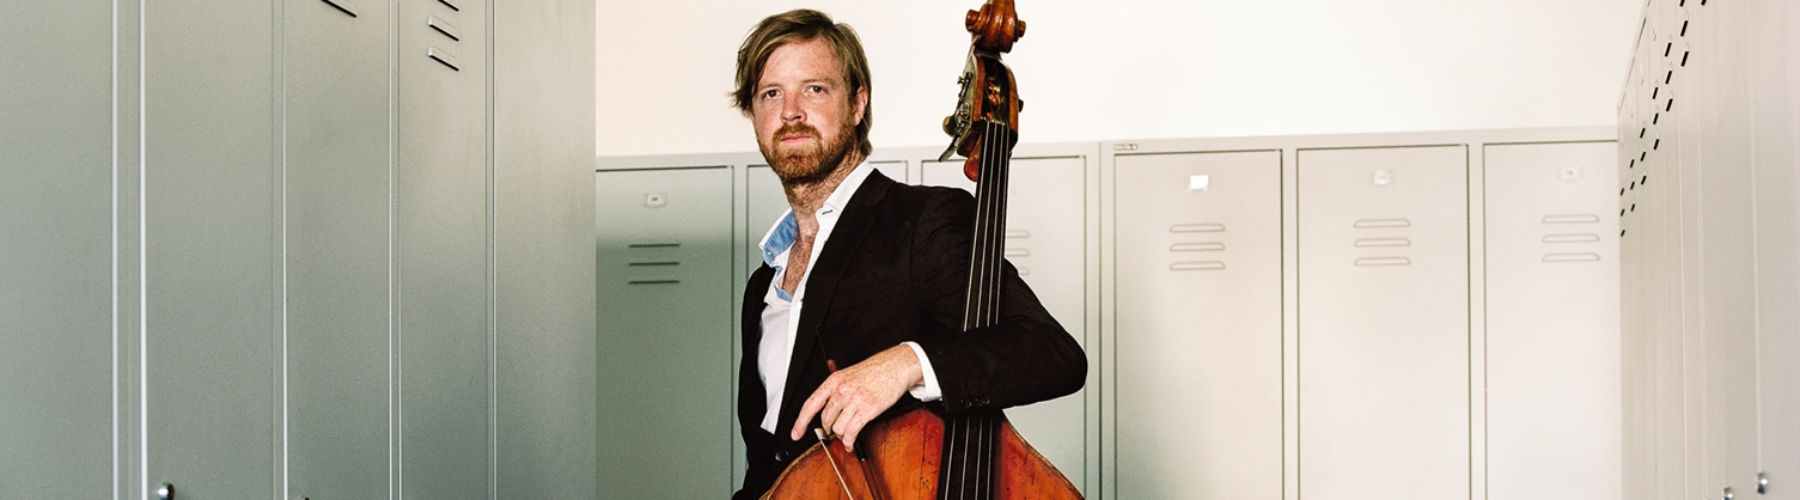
[901, 341, 942, 402]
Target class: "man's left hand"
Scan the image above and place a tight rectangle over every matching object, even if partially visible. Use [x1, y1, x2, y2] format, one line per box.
[789, 344, 922, 451]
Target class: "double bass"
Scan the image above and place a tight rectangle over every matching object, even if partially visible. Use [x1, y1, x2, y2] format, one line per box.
[762, 1, 1082, 498]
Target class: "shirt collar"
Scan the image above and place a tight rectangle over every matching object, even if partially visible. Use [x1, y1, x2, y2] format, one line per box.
[758, 160, 875, 267]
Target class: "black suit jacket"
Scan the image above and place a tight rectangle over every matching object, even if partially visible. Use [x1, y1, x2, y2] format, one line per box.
[733, 170, 1087, 499]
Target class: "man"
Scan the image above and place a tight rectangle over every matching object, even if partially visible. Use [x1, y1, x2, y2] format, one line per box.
[730, 9, 1085, 499]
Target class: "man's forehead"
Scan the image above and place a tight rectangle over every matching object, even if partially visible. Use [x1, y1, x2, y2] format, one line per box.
[759, 39, 843, 84]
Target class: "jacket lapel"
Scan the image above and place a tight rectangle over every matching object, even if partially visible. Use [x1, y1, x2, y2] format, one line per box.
[740, 263, 776, 424]
[778, 171, 895, 421]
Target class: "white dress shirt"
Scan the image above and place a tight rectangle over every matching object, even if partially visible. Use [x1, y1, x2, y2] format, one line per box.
[756, 162, 943, 433]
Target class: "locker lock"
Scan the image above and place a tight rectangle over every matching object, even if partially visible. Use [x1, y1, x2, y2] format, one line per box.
[1760, 472, 1769, 494]
[1371, 169, 1394, 187]
[1724, 486, 1733, 500]
[1560, 166, 1581, 182]
[644, 193, 667, 208]
[156, 483, 174, 500]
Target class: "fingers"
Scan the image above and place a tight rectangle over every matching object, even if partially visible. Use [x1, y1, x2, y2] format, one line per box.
[790, 376, 835, 441]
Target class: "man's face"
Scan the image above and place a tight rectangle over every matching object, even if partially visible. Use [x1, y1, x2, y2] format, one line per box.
[751, 37, 868, 185]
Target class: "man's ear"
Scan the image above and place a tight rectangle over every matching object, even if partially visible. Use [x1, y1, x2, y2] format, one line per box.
[852, 87, 869, 126]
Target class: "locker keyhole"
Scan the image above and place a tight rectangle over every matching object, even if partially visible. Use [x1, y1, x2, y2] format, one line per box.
[645, 193, 667, 208]
[1371, 169, 1394, 187]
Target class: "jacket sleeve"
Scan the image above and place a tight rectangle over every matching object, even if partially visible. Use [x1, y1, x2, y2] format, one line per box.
[905, 188, 1088, 413]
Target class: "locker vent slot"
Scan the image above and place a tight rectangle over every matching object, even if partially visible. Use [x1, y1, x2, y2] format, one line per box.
[1170, 223, 1225, 233]
[1170, 242, 1225, 252]
[1542, 253, 1601, 263]
[628, 261, 679, 267]
[628, 243, 680, 249]
[627, 280, 680, 285]
[438, 0, 460, 10]
[428, 46, 461, 71]
[428, 16, 461, 41]
[1017, 267, 1031, 276]
[1353, 219, 1411, 229]
[1170, 261, 1226, 271]
[1354, 238, 1411, 248]
[1006, 230, 1030, 238]
[1004, 248, 1030, 258]
[1354, 257, 1412, 267]
[1541, 214, 1601, 224]
[320, 0, 358, 17]
[1543, 233, 1601, 244]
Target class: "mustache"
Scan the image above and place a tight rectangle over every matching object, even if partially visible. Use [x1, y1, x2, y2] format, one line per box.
[774, 123, 820, 141]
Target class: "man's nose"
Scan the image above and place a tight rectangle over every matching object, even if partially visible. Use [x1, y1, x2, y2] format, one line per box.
[780, 98, 803, 122]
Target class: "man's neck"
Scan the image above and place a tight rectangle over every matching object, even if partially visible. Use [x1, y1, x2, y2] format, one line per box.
[781, 150, 866, 219]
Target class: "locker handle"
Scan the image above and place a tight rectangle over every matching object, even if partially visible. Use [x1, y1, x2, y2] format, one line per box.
[156, 484, 174, 500]
[1541, 214, 1600, 224]
[1170, 242, 1225, 252]
[428, 16, 461, 41]
[1542, 233, 1601, 244]
[627, 279, 680, 285]
[1353, 219, 1410, 229]
[628, 243, 680, 249]
[628, 261, 679, 267]
[1353, 257, 1411, 267]
[1353, 238, 1410, 248]
[1542, 253, 1601, 263]
[1170, 223, 1225, 233]
[320, 0, 357, 17]
[428, 46, 461, 71]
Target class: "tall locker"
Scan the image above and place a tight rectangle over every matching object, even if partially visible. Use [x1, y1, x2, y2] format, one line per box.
[398, 0, 491, 496]
[1297, 146, 1468, 499]
[0, 2, 115, 496]
[142, 1, 280, 497]
[922, 156, 1090, 492]
[282, 1, 391, 498]
[1484, 142, 1621, 498]
[1112, 151, 1282, 498]
[597, 167, 735, 499]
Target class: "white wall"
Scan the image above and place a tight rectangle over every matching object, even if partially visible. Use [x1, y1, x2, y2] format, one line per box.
[597, 0, 1642, 157]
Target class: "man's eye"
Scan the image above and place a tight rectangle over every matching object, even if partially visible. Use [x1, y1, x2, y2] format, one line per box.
[761, 89, 780, 99]
[808, 85, 825, 94]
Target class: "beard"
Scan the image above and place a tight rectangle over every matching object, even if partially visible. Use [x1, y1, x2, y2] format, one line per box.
[762, 121, 856, 187]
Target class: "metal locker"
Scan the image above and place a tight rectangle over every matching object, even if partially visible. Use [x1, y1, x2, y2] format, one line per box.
[1297, 146, 1468, 499]
[1483, 141, 1621, 499]
[143, 1, 280, 497]
[282, 0, 391, 497]
[0, 2, 116, 496]
[1112, 150, 1282, 498]
[397, 0, 490, 496]
[596, 167, 735, 499]
[922, 156, 1090, 492]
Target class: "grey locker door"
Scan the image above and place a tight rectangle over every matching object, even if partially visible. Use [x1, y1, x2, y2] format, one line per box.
[1297, 146, 1468, 499]
[597, 167, 734, 499]
[284, 0, 390, 498]
[143, 1, 280, 497]
[1112, 151, 1282, 498]
[0, 2, 116, 496]
[398, 0, 491, 496]
[1484, 142, 1621, 498]
[922, 157, 1089, 492]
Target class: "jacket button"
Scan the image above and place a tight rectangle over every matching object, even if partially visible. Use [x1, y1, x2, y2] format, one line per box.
[774, 449, 791, 463]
